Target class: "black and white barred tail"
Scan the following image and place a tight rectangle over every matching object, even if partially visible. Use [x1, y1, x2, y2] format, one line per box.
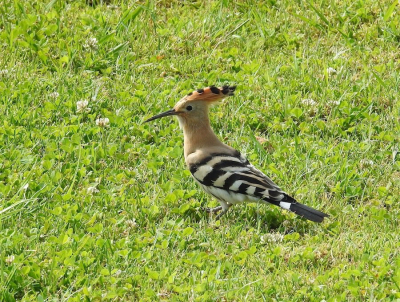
[276, 194, 328, 223]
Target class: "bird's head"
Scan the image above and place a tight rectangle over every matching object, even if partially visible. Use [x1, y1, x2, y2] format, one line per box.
[144, 85, 236, 125]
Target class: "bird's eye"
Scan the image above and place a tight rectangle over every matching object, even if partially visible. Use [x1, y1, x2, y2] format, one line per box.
[186, 105, 193, 111]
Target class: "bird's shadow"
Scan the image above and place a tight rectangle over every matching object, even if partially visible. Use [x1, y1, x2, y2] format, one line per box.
[182, 205, 318, 235]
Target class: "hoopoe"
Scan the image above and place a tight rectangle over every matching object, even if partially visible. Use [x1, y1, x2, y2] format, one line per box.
[145, 86, 329, 222]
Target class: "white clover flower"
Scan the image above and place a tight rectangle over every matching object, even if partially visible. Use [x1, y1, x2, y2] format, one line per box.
[327, 67, 337, 75]
[0, 69, 9, 76]
[126, 219, 137, 228]
[87, 186, 99, 194]
[84, 37, 98, 50]
[114, 269, 122, 276]
[76, 100, 91, 113]
[49, 92, 59, 99]
[301, 98, 316, 106]
[23, 183, 29, 190]
[260, 233, 284, 244]
[360, 159, 374, 168]
[107, 4, 119, 9]
[96, 117, 110, 127]
[328, 100, 340, 106]
[5, 255, 15, 264]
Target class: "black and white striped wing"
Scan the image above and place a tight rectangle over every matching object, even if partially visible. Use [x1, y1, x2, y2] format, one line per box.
[189, 152, 329, 222]
[189, 152, 286, 206]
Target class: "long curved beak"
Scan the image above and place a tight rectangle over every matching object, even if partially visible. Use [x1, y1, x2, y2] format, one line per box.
[144, 109, 178, 123]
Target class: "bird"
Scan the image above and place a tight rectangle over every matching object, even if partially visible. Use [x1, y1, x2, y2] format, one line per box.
[144, 85, 329, 222]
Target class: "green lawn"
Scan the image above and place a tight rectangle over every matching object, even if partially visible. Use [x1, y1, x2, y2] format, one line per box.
[1, 0, 399, 301]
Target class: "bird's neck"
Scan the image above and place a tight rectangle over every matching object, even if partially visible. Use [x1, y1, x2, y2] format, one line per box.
[178, 116, 224, 158]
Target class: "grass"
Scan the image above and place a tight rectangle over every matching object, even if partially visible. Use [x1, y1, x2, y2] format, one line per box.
[0, 0, 399, 300]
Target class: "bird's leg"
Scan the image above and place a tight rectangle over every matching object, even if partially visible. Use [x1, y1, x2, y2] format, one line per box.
[203, 206, 223, 213]
[215, 203, 232, 220]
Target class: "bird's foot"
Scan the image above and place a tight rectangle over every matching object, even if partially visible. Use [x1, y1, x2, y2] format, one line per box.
[215, 209, 229, 220]
[214, 204, 232, 220]
[202, 206, 223, 213]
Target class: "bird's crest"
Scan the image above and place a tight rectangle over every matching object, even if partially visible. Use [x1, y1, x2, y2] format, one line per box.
[184, 85, 236, 103]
